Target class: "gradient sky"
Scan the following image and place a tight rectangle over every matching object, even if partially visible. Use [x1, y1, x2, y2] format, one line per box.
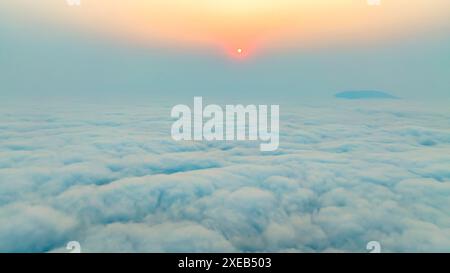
[0, 0, 449, 101]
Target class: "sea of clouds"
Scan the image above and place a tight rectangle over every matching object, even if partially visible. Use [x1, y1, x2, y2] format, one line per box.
[0, 99, 449, 253]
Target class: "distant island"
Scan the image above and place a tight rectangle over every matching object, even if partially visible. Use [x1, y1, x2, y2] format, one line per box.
[335, 90, 398, 100]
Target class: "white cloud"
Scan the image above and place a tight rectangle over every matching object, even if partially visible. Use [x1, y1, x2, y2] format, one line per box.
[0, 101, 449, 252]
[0, 203, 76, 252]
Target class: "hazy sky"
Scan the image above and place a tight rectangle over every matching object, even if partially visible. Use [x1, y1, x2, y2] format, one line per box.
[1, 0, 449, 101]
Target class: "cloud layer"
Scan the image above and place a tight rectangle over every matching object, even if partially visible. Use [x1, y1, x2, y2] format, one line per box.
[0, 100, 449, 252]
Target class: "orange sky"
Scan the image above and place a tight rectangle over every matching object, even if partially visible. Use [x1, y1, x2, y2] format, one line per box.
[4, 0, 450, 55]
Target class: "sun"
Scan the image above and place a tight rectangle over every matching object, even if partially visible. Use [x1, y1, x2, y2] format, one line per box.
[228, 46, 251, 59]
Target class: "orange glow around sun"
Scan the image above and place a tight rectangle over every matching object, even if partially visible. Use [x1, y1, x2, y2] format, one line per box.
[4, 0, 450, 57]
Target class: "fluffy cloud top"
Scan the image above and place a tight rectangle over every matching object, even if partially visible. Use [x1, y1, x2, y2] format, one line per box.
[0, 100, 449, 252]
